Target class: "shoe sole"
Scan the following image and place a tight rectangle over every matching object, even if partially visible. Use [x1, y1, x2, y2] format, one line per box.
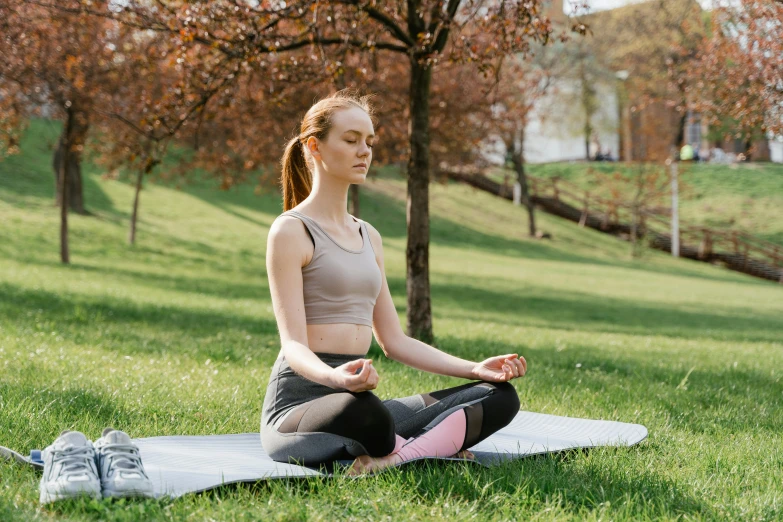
[39, 487, 102, 505]
[102, 488, 155, 499]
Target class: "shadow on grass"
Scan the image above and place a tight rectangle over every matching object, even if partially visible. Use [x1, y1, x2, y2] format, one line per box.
[409, 453, 712, 519]
[194, 451, 712, 519]
[434, 335, 782, 434]
[0, 120, 118, 216]
[0, 282, 278, 363]
[428, 278, 783, 343]
[0, 383, 151, 452]
[0, 225, 264, 282]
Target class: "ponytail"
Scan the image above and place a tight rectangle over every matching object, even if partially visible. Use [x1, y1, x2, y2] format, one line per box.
[280, 137, 312, 212]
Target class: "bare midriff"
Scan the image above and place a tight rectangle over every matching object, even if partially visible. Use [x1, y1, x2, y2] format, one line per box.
[305, 323, 372, 356]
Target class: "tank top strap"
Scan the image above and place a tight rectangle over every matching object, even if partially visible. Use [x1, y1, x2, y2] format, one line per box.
[281, 210, 326, 246]
[358, 219, 374, 254]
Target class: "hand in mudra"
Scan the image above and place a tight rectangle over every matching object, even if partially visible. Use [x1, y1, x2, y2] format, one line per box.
[331, 358, 379, 392]
[472, 353, 527, 382]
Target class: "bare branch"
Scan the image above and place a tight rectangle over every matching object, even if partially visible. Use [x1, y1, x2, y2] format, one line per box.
[338, 0, 415, 47]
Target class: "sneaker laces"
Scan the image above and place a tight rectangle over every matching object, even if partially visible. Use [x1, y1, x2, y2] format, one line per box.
[97, 443, 148, 477]
[52, 445, 96, 479]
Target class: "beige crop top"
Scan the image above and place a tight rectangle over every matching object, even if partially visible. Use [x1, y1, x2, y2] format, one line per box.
[279, 210, 382, 327]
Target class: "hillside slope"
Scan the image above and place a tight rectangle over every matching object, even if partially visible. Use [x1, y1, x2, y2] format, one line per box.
[0, 119, 781, 521]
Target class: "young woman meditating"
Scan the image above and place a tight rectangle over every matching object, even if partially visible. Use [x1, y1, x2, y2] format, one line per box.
[260, 89, 527, 475]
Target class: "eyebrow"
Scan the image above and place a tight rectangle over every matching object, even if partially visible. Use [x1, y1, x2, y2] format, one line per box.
[343, 130, 375, 139]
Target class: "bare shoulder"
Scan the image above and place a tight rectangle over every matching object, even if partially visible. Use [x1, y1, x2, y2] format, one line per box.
[267, 214, 313, 266]
[269, 214, 304, 243]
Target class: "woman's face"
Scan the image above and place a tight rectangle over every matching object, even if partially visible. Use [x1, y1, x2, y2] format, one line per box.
[307, 107, 374, 182]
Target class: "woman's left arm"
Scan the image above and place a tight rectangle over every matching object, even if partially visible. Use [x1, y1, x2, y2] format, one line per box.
[366, 224, 526, 383]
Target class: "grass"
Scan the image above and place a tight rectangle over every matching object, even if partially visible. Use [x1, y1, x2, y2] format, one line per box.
[492, 161, 783, 247]
[0, 119, 782, 521]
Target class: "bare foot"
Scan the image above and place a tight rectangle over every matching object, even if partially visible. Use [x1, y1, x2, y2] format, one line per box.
[346, 453, 402, 477]
[455, 449, 475, 461]
[347, 449, 475, 476]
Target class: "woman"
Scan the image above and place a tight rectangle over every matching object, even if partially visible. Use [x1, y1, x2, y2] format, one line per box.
[261, 89, 527, 475]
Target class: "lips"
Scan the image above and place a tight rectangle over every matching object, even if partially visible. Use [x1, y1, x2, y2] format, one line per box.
[354, 164, 367, 168]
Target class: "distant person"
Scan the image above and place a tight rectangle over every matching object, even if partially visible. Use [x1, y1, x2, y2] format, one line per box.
[261, 88, 524, 475]
[589, 132, 601, 160]
[710, 146, 726, 164]
[693, 145, 701, 162]
[680, 143, 694, 161]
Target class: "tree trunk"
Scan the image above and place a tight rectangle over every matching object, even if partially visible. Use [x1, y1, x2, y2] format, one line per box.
[509, 132, 536, 237]
[349, 184, 360, 217]
[53, 106, 89, 215]
[630, 204, 639, 258]
[406, 58, 433, 343]
[129, 165, 144, 245]
[675, 111, 687, 149]
[59, 106, 74, 264]
[580, 60, 595, 161]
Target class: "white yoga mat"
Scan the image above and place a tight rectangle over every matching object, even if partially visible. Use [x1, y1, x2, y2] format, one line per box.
[2, 411, 648, 499]
[135, 411, 647, 498]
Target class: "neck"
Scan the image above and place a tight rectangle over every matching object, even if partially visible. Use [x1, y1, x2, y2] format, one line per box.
[300, 170, 354, 226]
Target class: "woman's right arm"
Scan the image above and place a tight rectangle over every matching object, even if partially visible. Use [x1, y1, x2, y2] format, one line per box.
[266, 217, 377, 391]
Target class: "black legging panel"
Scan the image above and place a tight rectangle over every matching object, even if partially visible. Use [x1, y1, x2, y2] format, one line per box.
[278, 391, 396, 457]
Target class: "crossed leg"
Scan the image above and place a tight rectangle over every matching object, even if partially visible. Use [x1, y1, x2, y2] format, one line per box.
[271, 381, 519, 474]
[349, 380, 520, 475]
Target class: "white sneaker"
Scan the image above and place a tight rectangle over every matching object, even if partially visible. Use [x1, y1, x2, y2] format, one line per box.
[39, 431, 101, 504]
[93, 428, 154, 499]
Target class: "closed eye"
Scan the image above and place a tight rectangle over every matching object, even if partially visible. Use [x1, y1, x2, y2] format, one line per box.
[346, 140, 374, 148]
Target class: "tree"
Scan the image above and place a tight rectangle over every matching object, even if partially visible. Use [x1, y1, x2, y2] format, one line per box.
[2, 0, 242, 257]
[578, 0, 706, 161]
[691, 0, 783, 152]
[101, 0, 564, 342]
[0, 0, 127, 263]
[0, 0, 122, 216]
[88, 22, 246, 245]
[484, 51, 559, 236]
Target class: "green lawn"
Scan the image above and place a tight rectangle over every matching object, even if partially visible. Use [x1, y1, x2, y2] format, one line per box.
[493, 161, 783, 247]
[1, 120, 782, 521]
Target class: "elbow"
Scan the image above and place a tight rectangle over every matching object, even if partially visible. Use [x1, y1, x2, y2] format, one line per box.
[378, 333, 407, 361]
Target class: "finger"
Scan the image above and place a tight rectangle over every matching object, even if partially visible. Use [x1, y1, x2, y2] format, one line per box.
[358, 360, 371, 381]
[511, 358, 524, 377]
[516, 358, 526, 376]
[518, 356, 527, 374]
[344, 359, 365, 373]
[346, 360, 369, 383]
[502, 362, 513, 380]
[507, 359, 520, 378]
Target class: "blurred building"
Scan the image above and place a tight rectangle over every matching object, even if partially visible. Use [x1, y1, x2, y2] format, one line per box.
[510, 0, 781, 164]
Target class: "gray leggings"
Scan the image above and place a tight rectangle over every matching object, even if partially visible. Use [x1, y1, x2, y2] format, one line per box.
[260, 352, 520, 467]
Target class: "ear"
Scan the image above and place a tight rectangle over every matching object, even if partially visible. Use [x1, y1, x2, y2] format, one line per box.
[305, 136, 321, 159]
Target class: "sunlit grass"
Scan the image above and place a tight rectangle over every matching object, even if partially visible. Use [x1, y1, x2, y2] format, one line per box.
[510, 161, 783, 246]
[1, 119, 781, 521]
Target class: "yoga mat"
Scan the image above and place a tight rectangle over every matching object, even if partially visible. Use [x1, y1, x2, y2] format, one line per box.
[2, 411, 647, 499]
